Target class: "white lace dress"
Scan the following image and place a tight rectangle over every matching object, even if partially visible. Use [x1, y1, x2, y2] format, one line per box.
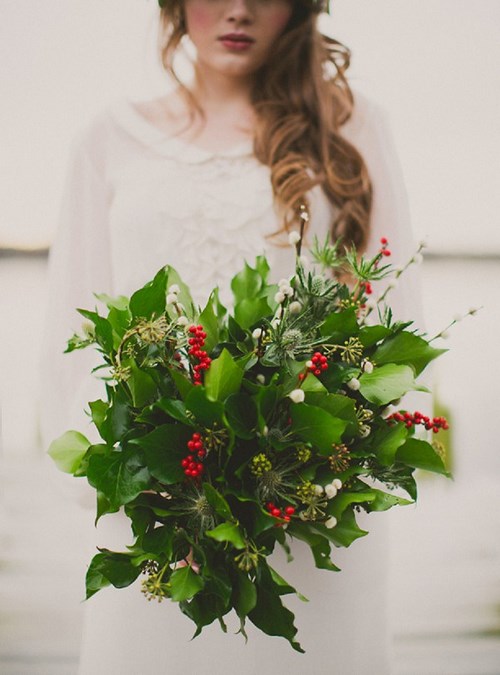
[40, 93, 421, 674]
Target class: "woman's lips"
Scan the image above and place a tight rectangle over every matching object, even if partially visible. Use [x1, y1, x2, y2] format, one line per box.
[218, 33, 255, 51]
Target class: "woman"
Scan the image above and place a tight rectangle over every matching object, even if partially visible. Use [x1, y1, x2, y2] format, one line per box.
[41, 0, 421, 671]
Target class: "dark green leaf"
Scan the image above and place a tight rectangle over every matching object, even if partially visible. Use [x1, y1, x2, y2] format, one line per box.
[248, 565, 304, 653]
[290, 403, 346, 453]
[225, 393, 258, 439]
[231, 261, 263, 305]
[185, 386, 224, 427]
[397, 438, 450, 475]
[204, 348, 244, 402]
[130, 425, 192, 485]
[203, 483, 233, 520]
[373, 331, 446, 376]
[77, 309, 114, 352]
[87, 447, 150, 508]
[169, 565, 204, 601]
[129, 266, 167, 318]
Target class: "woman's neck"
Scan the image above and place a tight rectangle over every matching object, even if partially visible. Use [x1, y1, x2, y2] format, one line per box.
[190, 63, 253, 119]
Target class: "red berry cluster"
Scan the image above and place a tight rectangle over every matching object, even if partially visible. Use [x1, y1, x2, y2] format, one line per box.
[265, 502, 295, 525]
[308, 351, 328, 376]
[387, 411, 449, 433]
[187, 325, 211, 385]
[360, 280, 373, 295]
[181, 432, 206, 478]
[380, 237, 391, 257]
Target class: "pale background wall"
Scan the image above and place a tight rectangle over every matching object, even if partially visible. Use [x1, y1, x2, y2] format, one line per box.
[1, 2, 499, 673]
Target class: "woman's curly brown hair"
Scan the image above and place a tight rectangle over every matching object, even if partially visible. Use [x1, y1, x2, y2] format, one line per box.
[158, 0, 372, 251]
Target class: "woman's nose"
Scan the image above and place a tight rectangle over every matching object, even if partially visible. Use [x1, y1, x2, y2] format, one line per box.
[225, 0, 255, 23]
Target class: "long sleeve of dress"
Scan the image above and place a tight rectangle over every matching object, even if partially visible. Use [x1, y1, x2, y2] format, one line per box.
[344, 95, 424, 329]
[38, 124, 114, 505]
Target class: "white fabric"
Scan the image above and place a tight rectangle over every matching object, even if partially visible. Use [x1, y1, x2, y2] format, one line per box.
[39, 92, 422, 674]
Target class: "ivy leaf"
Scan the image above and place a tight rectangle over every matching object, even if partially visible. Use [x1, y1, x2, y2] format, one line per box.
[169, 565, 204, 602]
[234, 297, 272, 331]
[154, 398, 192, 425]
[290, 403, 346, 454]
[198, 292, 221, 353]
[320, 308, 359, 341]
[248, 564, 304, 653]
[130, 425, 192, 485]
[224, 393, 258, 439]
[185, 386, 224, 427]
[77, 309, 113, 353]
[367, 489, 413, 511]
[315, 507, 368, 548]
[87, 447, 151, 508]
[126, 360, 157, 408]
[359, 364, 417, 405]
[206, 522, 246, 549]
[204, 348, 244, 402]
[85, 551, 141, 599]
[372, 423, 409, 466]
[358, 325, 392, 347]
[233, 571, 257, 621]
[373, 331, 446, 376]
[142, 525, 174, 558]
[129, 266, 167, 319]
[268, 566, 308, 602]
[48, 430, 90, 474]
[397, 438, 450, 475]
[231, 261, 263, 305]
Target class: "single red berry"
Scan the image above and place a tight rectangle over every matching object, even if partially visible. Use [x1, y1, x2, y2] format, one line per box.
[284, 506, 295, 515]
[271, 507, 281, 517]
[380, 237, 388, 245]
[197, 449, 206, 458]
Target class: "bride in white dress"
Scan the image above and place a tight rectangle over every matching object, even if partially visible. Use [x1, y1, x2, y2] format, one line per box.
[40, 0, 422, 672]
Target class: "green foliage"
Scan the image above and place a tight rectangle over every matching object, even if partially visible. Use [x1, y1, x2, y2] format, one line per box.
[50, 246, 452, 651]
[48, 430, 90, 474]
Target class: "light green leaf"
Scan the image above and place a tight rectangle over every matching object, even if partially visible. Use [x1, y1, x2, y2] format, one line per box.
[206, 522, 246, 549]
[359, 364, 417, 405]
[48, 430, 90, 474]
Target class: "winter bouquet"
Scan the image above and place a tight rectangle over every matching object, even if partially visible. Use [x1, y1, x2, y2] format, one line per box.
[49, 231, 450, 652]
